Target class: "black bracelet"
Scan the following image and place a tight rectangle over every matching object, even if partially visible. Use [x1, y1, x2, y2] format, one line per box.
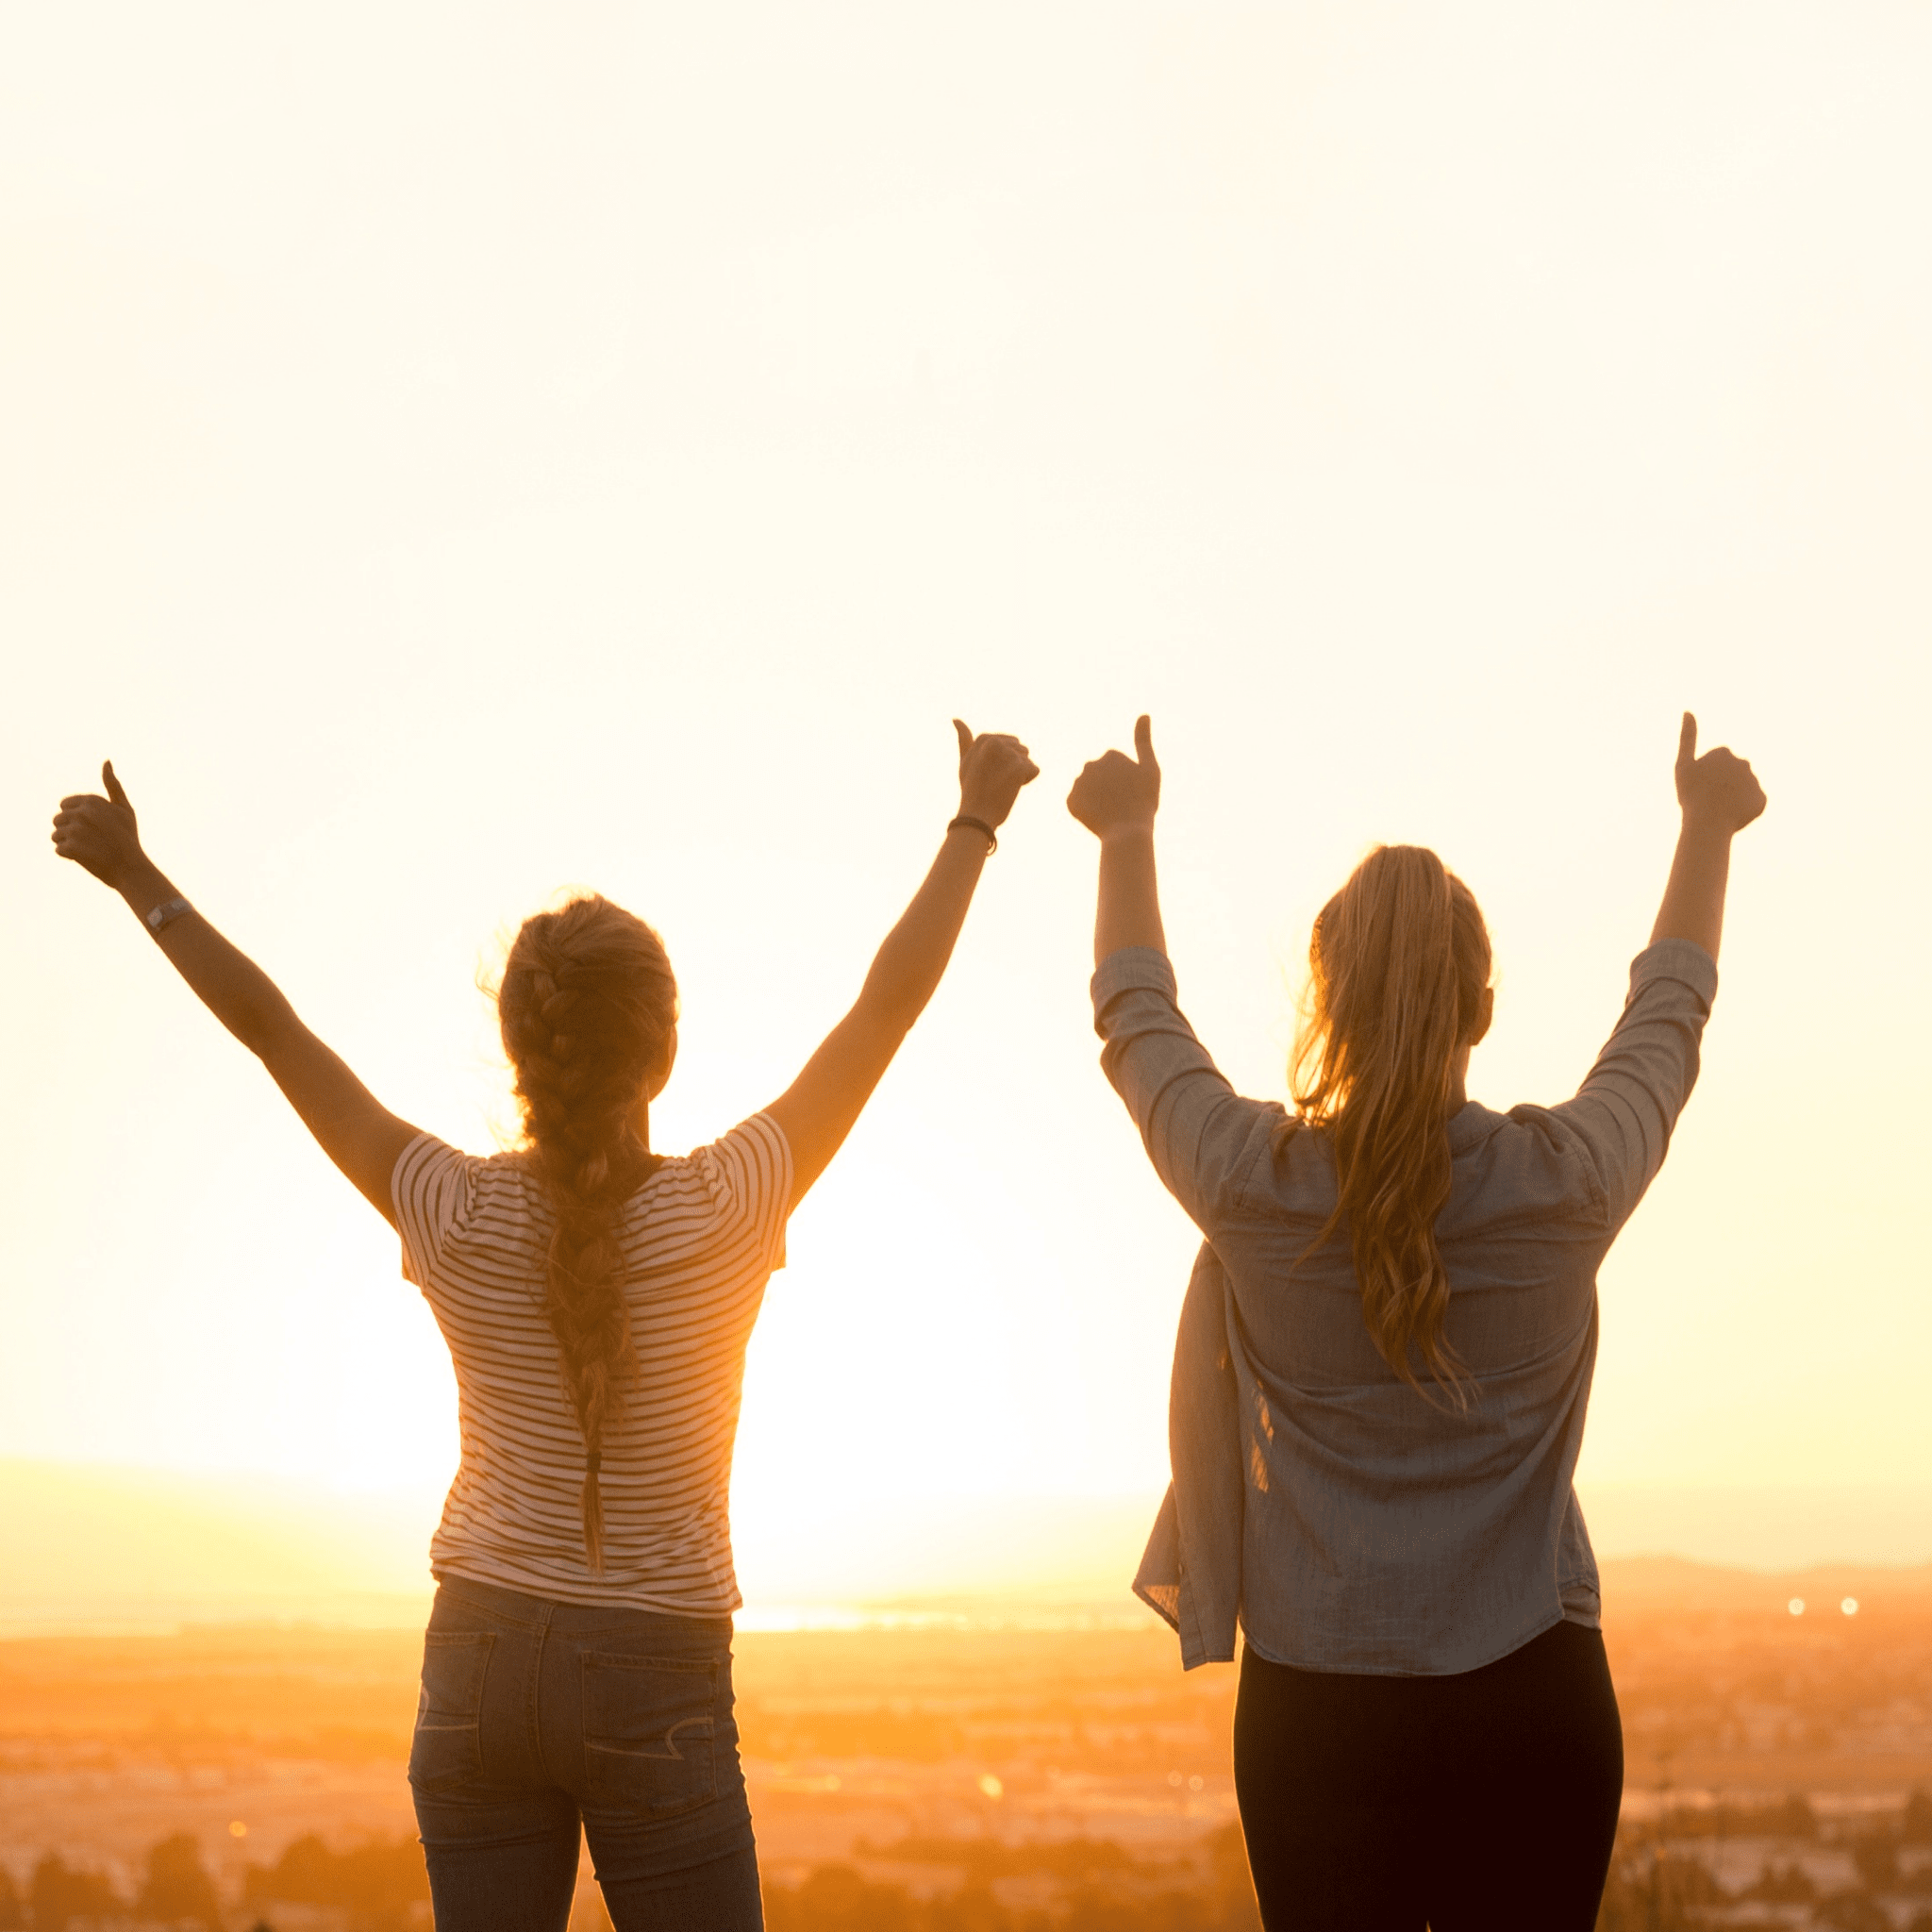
[947, 815, 998, 855]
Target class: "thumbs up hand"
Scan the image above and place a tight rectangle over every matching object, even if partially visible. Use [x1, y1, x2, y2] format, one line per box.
[51, 760, 149, 890]
[1674, 713, 1767, 836]
[1067, 715, 1162, 839]
[953, 720, 1040, 832]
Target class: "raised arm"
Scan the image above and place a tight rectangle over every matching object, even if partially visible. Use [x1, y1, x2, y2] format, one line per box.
[1068, 717, 1274, 1229]
[1649, 711, 1767, 962]
[1552, 716, 1766, 1225]
[51, 763, 419, 1227]
[1067, 714, 1165, 964]
[764, 722, 1038, 1207]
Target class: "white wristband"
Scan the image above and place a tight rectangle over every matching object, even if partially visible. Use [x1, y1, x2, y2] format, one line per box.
[145, 897, 193, 934]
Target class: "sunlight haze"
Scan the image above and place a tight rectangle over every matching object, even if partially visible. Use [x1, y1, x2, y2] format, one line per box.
[4, 1, 1929, 1608]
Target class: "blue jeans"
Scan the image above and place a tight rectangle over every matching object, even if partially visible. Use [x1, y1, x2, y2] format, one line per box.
[408, 1575, 762, 1932]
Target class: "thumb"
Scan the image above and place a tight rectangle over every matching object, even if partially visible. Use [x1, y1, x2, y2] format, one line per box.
[103, 760, 131, 808]
[953, 718, 974, 760]
[1676, 712, 1697, 771]
[1133, 714, 1157, 768]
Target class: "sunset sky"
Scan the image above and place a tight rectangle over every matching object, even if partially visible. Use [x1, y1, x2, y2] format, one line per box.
[5, 2, 1929, 1601]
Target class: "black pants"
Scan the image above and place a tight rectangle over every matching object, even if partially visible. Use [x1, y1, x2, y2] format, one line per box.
[1233, 1619, 1623, 1932]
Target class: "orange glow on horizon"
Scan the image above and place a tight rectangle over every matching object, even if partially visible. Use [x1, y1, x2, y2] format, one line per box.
[4, 2, 1930, 1609]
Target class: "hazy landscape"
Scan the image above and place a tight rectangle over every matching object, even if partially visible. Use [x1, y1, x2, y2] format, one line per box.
[8, 0, 1932, 1924]
[5, 1557, 1931, 1930]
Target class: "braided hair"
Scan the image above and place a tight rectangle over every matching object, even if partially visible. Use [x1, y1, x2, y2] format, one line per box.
[498, 895, 677, 1571]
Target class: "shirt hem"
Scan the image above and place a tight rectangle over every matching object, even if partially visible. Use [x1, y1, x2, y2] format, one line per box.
[432, 1558, 742, 1620]
[1238, 1604, 1573, 1678]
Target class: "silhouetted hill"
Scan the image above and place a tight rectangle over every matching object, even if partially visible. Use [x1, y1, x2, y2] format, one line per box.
[4, 1457, 1929, 1632]
[1600, 1552, 1932, 1612]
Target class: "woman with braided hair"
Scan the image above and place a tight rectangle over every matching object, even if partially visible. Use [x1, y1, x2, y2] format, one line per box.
[50, 721, 1039, 1932]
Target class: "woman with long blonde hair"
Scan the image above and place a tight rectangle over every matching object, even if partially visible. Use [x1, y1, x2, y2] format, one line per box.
[1068, 714, 1765, 1931]
[51, 722, 1037, 1932]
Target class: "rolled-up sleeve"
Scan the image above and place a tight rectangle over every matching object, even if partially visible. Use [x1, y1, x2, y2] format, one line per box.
[1551, 938, 1719, 1230]
[1092, 948, 1279, 1231]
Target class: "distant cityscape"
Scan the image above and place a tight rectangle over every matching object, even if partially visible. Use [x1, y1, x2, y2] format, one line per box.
[3, 1557, 1930, 1930]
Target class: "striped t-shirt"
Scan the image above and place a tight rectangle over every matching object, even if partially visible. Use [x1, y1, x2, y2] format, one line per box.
[392, 1113, 792, 1615]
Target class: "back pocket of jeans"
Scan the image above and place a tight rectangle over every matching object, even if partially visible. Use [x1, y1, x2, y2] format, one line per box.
[408, 1630, 493, 1790]
[581, 1654, 719, 1815]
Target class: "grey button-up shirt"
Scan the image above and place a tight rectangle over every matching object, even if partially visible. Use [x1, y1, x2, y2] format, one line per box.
[1093, 937, 1718, 1675]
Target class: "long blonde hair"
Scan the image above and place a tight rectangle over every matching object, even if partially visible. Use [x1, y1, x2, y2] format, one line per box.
[497, 895, 677, 1570]
[1282, 845, 1491, 1397]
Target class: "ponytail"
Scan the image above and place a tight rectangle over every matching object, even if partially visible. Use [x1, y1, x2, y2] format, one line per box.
[1281, 845, 1491, 1398]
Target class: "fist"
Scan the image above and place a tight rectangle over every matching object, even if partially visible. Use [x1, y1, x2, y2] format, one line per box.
[1674, 713, 1767, 835]
[51, 761, 145, 889]
[1067, 715, 1161, 838]
[953, 720, 1040, 830]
